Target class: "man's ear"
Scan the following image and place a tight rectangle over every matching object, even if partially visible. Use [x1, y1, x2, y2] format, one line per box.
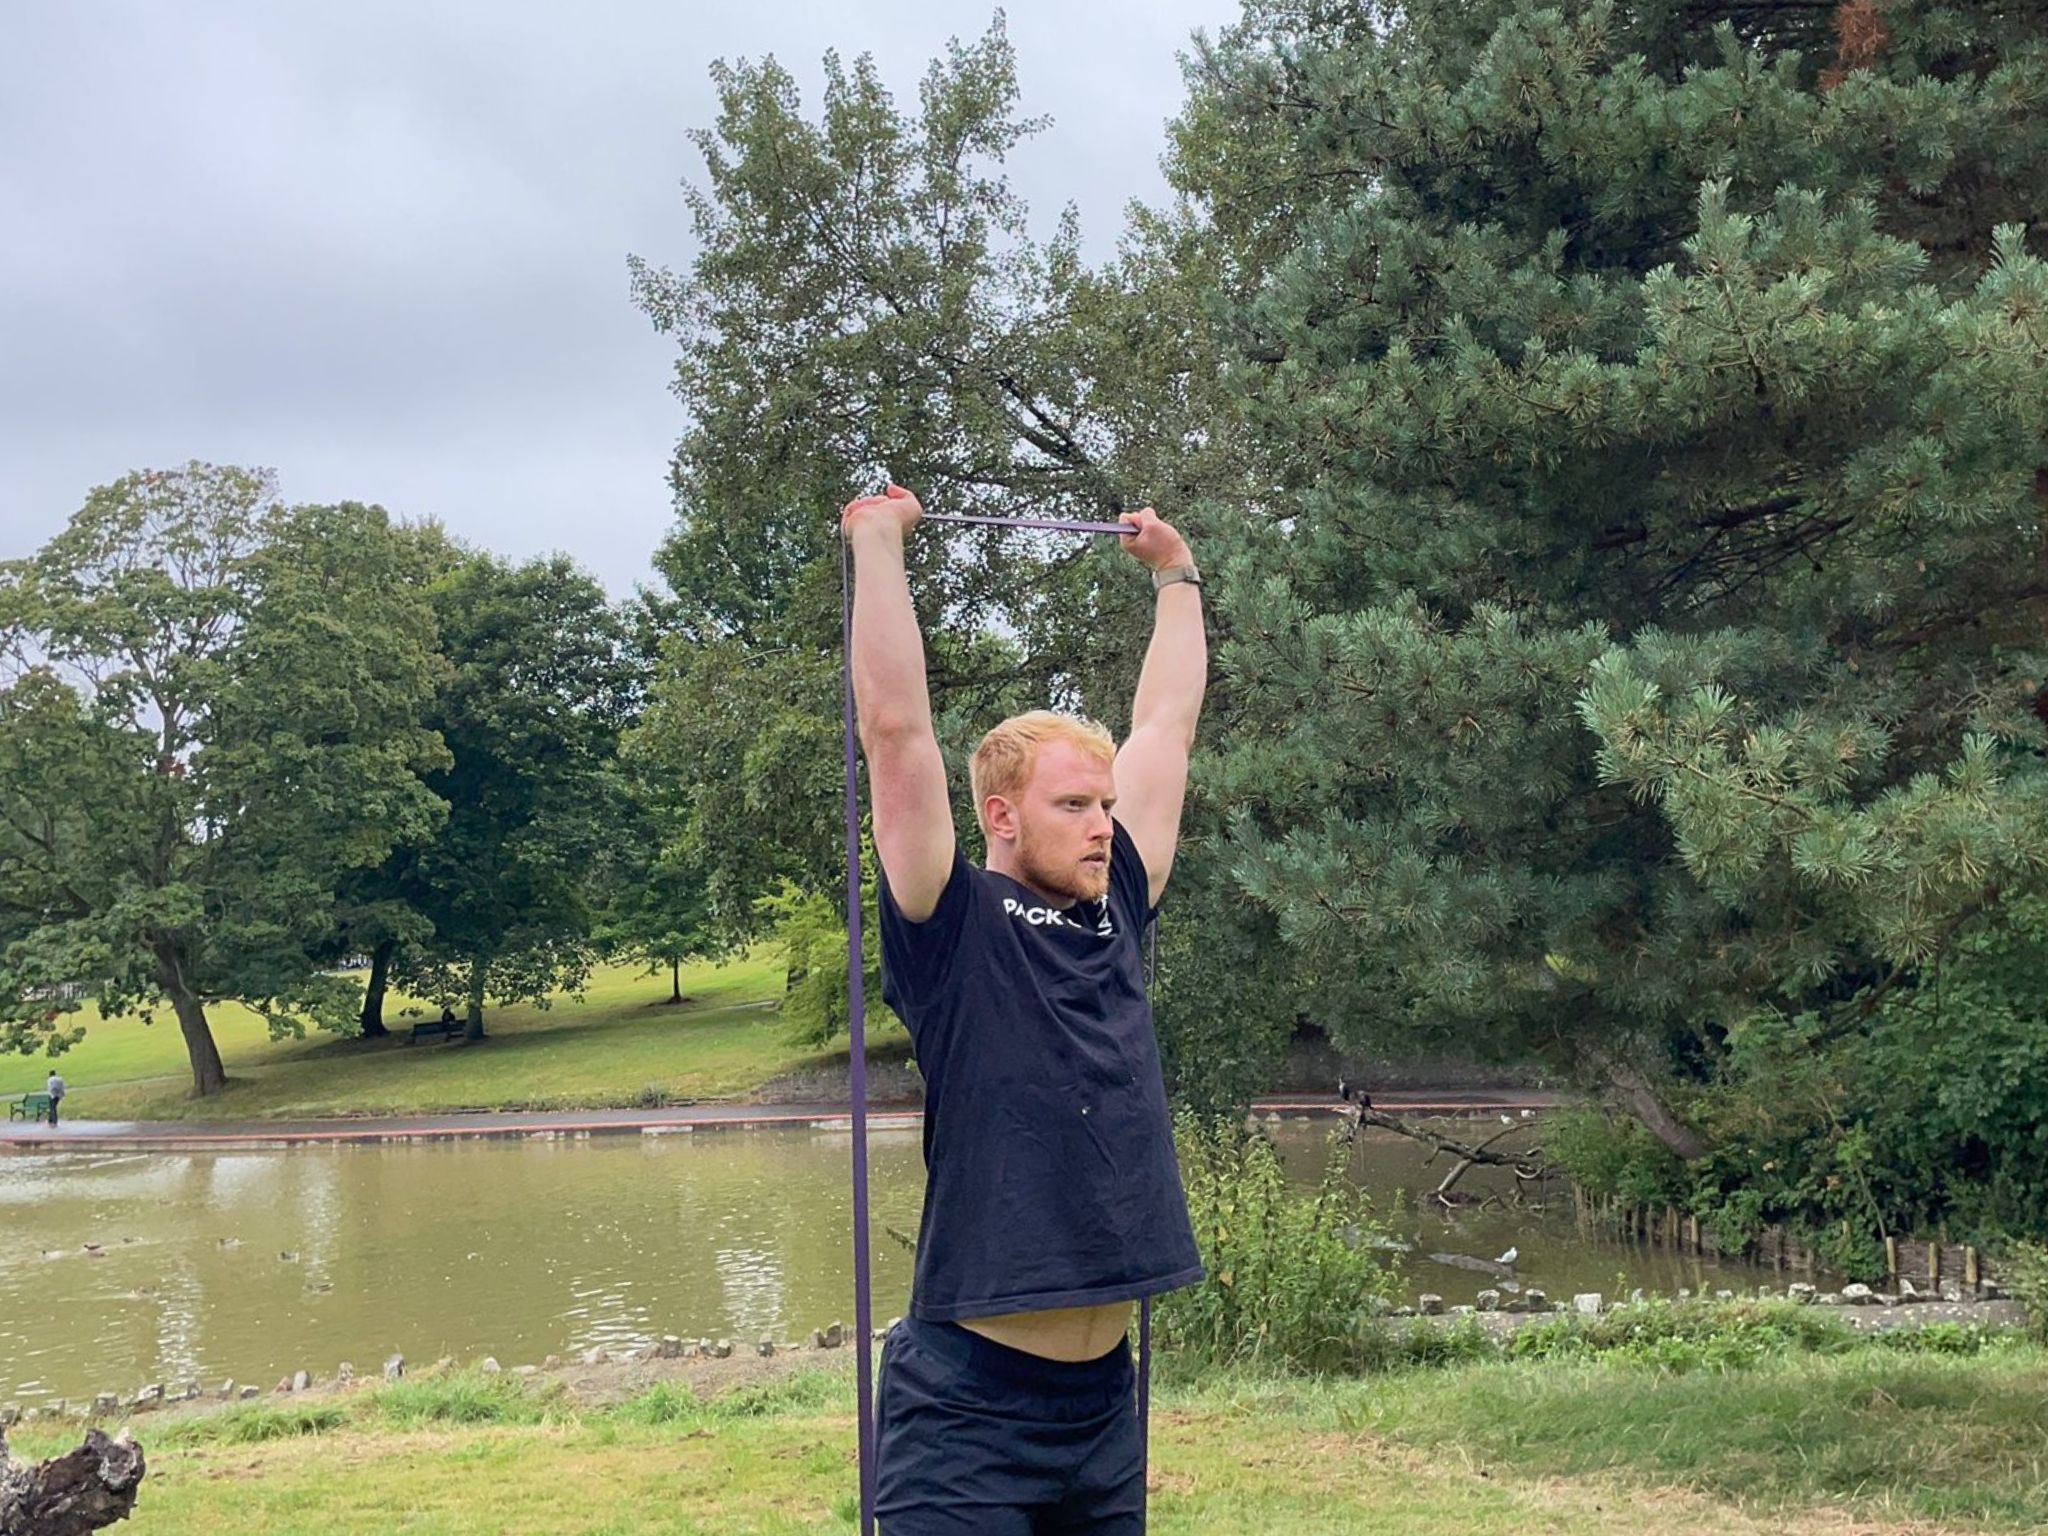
[983, 795, 1018, 845]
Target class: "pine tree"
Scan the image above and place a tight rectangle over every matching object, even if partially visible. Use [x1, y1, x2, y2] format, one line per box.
[1173, 0, 2048, 1151]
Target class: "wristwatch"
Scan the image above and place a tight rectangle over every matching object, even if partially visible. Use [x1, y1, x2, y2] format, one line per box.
[1152, 562, 1202, 592]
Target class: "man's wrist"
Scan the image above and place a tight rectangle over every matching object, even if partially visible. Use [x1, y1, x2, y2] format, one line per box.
[845, 518, 909, 553]
[1142, 539, 1194, 573]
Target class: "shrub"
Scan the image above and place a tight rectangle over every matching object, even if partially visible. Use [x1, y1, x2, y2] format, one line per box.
[2002, 1240, 2048, 1343]
[1543, 1108, 1688, 1209]
[1155, 1114, 1400, 1373]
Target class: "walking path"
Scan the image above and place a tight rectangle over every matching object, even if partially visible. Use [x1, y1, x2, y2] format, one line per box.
[0, 1089, 1564, 1152]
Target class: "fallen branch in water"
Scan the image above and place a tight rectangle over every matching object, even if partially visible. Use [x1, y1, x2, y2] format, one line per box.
[1, 1426, 147, 1536]
[1346, 1107, 1551, 1207]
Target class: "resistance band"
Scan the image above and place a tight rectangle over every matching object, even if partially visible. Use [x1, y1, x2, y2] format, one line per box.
[840, 510, 1143, 1536]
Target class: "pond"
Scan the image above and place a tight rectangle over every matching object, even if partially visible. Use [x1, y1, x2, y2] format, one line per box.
[1, 1120, 1780, 1410]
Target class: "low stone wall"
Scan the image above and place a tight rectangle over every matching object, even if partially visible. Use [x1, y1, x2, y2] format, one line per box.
[1399, 1280, 2021, 1329]
[0, 1317, 899, 1432]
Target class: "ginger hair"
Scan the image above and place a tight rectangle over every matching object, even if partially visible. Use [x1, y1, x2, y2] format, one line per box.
[969, 710, 1116, 837]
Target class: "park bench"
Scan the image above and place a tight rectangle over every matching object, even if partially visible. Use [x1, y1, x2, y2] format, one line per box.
[8, 1093, 53, 1122]
[408, 1018, 462, 1045]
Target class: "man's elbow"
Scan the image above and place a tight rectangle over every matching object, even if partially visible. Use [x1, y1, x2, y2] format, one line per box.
[1131, 712, 1201, 754]
[858, 712, 934, 755]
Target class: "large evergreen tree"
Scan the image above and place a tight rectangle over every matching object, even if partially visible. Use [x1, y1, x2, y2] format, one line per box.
[1173, 0, 2048, 1151]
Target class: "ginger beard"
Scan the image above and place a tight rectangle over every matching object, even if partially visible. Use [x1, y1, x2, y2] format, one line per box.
[1011, 799, 1112, 907]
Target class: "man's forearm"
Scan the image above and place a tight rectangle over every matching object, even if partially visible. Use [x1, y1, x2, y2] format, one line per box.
[849, 525, 935, 742]
[1128, 582, 1206, 744]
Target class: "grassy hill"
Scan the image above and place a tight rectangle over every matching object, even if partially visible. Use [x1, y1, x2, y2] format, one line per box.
[8, 953, 910, 1122]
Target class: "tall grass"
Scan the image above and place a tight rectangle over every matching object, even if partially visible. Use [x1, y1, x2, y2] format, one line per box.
[1156, 1113, 1400, 1373]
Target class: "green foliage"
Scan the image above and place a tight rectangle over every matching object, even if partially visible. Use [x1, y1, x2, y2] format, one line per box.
[0, 465, 447, 1094]
[1175, 0, 2048, 1151]
[1541, 1107, 1690, 1209]
[1557, 893, 2048, 1257]
[1157, 1115, 1400, 1372]
[2002, 1241, 2048, 1343]
[630, 0, 2048, 1187]
[756, 878, 882, 1049]
[626, 17, 1253, 1101]
[1505, 1297, 1847, 1372]
[386, 552, 634, 1032]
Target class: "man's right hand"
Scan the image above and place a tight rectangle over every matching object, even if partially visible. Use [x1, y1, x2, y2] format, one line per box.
[842, 483, 924, 540]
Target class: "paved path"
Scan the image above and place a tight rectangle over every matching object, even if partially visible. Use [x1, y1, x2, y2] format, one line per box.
[0, 1089, 1564, 1152]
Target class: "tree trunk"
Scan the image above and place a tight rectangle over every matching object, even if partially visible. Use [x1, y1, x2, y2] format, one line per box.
[1, 1427, 147, 1535]
[1599, 1055, 1710, 1161]
[359, 938, 396, 1038]
[154, 944, 227, 1098]
[465, 955, 489, 1041]
[670, 956, 683, 1005]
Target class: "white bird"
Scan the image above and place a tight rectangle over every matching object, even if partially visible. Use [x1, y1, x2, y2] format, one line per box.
[1495, 1246, 1519, 1267]
[1500, 1113, 1515, 1125]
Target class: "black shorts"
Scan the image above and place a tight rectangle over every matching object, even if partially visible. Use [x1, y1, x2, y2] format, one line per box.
[876, 1317, 1145, 1535]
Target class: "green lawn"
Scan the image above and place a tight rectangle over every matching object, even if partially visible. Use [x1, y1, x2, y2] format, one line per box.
[9, 1344, 2044, 1534]
[9, 954, 911, 1122]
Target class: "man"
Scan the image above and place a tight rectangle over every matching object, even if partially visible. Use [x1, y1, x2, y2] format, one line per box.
[44, 1069, 65, 1128]
[843, 482, 1207, 1534]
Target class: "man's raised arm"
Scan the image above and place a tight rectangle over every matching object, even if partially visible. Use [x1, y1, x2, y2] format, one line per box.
[1112, 508, 1207, 910]
[844, 485, 955, 921]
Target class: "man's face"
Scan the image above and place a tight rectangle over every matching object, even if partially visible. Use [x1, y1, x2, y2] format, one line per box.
[1004, 739, 1116, 905]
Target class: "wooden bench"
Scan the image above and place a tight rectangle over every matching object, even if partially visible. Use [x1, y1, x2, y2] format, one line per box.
[8, 1093, 53, 1122]
[408, 1018, 462, 1045]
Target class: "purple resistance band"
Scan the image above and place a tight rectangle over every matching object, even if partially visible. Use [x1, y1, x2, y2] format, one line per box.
[840, 510, 1143, 1536]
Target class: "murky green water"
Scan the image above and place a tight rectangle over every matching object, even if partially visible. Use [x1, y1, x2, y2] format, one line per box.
[1, 1121, 1779, 1409]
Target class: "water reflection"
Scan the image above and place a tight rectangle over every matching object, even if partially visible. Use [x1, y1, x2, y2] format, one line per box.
[0, 1121, 1778, 1410]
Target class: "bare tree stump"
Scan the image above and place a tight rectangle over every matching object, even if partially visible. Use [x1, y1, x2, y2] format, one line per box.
[0, 1426, 146, 1535]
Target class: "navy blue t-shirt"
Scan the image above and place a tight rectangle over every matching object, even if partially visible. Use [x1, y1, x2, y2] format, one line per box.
[878, 819, 1204, 1322]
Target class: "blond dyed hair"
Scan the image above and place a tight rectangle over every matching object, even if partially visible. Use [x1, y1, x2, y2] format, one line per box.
[970, 710, 1116, 836]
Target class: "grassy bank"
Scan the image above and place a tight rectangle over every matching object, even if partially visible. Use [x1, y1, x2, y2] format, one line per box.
[8, 954, 910, 1122]
[9, 1338, 2044, 1534]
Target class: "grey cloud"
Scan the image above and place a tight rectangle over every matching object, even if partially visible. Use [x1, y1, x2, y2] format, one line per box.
[1, 0, 1236, 594]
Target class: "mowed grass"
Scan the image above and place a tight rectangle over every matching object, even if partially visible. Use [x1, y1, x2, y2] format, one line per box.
[8, 953, 911, 1122]
[8, 1345, 2045, 1535]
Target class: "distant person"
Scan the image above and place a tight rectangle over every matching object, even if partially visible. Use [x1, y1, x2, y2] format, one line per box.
[44, 1069, 65, 1127]
[440, 1004, 458, 1029]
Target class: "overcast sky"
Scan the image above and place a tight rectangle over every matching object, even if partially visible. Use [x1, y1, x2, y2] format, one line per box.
[1, 1, 1234, 595]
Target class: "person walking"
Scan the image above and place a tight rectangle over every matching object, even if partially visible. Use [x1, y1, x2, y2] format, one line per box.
[843, 482, 1208, 1534]
[44, 1069, 65, 1128]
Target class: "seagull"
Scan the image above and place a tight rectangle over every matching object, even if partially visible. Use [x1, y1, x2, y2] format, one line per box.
[1500, 1113, 1516, 1125]
[1494, 1246, 1519, 1267]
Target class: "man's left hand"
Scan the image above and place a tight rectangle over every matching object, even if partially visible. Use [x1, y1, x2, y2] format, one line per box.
[1117, 507, 1192, 572]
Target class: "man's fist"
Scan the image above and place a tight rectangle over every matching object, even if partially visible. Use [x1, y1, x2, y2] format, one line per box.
[1117, 507, 1192, 572]
[842, 483, 924, 539]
